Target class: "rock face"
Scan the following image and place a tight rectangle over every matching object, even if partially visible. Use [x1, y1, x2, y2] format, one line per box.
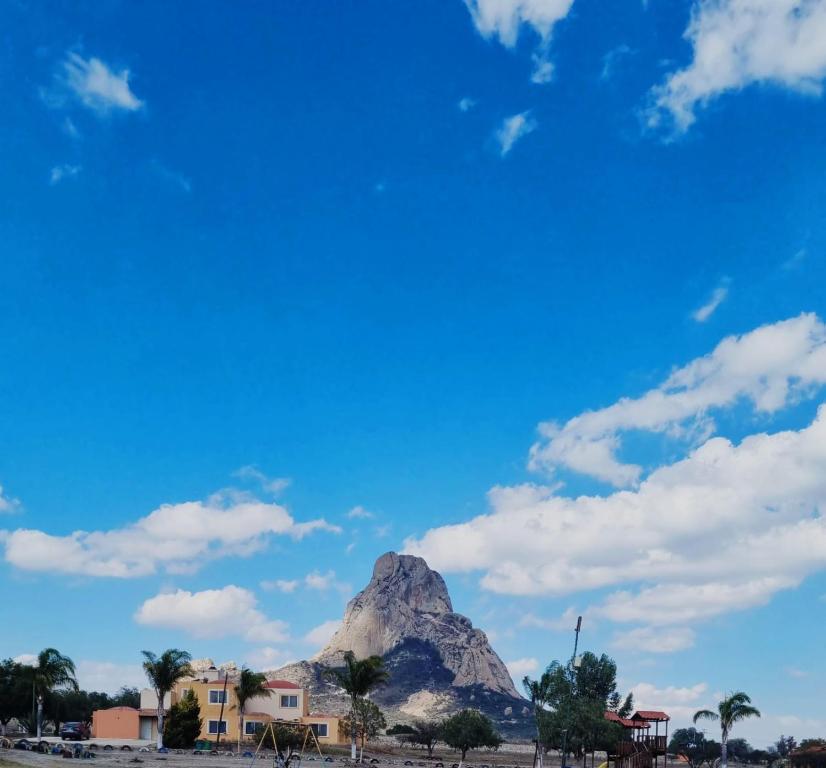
[269, 552, 530, 737]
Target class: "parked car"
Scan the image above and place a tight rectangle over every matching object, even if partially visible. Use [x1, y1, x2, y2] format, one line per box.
[60, 722, 91, 741]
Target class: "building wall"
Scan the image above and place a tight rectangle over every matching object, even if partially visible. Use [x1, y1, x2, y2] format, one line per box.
[139, 690, 172, 710]
[300, 715, 345, 746]
[92, 707, 140, 739]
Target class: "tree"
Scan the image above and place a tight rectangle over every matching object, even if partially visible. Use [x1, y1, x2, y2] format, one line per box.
[234, 668, 270, 746]
[387, 724, 415, 736]
[728, 738, 753, 762]
[800, 740, 826, 751]
[524, 671, 552, 768]
[776, 736, 798, 758]
[111, 687, 141, 708]
[340, 699, 386, 761]
[400, 720, 443, 758]
[0, 660, 28, 736]
[323, 651, 389, 760]
[670, 728, 722, 768]
[141, 649, 193, 750]
[256, 723, 305, 766]
[163, 689, 202, 749]
[24, 648, 78, 737]
[441, 709, 502, 768]
[694, 692, 761, 768]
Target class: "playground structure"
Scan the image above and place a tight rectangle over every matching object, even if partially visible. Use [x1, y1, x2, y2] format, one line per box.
[605, 710, 670, 768]
[247, 720, 325, 768]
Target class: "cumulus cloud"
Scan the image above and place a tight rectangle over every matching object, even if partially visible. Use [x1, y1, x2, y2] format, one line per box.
[648, 0, 826, 132]
[2, 490, 340, 578]
[529, 314, 826, 486]
[346, 505, 374, 520]
[505, 657, 539, 680]
[260, 579, 300, 593]
[405, 314, 826, 651]
[407, 407, 826, 601]
[464, 0, 575, 82]
[76, 661, 146, 693]
[245, 646, 295, 671]
[496, 111, 537, 156]
[135, 585, 289, 643]
[304, 569, 351, 595]
[611, 626, 697, 654]
[630, 682, 711, 722]
[458, 97, 477, 112]
[62, 52, 143, 114]
[304, 619, 342, 647]
[692, 280, 730, 322]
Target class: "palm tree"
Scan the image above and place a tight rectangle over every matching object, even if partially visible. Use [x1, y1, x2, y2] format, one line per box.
[523, 671, 552, 768]
[234, 668, 270, 747]
[323, 651, 389, 761]
[693, 692, 760, 768]
[26, 648, 77, 738]
[141, 649, 192, 749]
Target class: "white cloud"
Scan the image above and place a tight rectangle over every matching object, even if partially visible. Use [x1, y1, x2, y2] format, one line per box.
[464, 0, 575, 83]
[233, 466, 290, 495]
[347, 505, 374, 520]
[458, 97, 477, 112]
[785, 666, 808, 679]
[304, 619, 342, 647]
[49, 164, 81, 186]
[2, 490, 341, 578]
[13, 654, 37, 666]
[505, 657, 539, 679]
[496, 111, 537, 156]
[304, 570, 351, 595]
[0, 486, 19, 514]
[245, 646, 295, 671]
[407, 407, 826, 605]
[612, 626, 696, 654]
[630, 682, 710, 722]
[648, 0, 826, 132]
[135, 585, 289, 644]
[529, 314, 826, 486]
[692, 281, 730, 322]
[519, 608, 582, 632]
[62, 52, 143, 114]
[76, 661, 146, 693]
[261, 579, 300, 593]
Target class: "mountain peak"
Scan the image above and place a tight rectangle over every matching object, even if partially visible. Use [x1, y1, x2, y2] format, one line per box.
[315, 551, 519, 699]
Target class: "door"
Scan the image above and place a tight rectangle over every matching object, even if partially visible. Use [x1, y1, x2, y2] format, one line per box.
[140, 718, 152, 740]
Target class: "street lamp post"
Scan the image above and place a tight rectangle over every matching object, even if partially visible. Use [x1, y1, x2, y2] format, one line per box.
[559, 617, 583, 768]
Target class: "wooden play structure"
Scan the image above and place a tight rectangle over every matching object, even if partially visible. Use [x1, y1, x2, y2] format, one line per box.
[605, 710, 670, 768]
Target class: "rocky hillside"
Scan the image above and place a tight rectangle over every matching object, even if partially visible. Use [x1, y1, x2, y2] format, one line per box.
[269, 552, 532, 737]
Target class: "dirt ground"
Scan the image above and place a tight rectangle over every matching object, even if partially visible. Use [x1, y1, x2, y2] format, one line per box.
[0, 743, 547, 768]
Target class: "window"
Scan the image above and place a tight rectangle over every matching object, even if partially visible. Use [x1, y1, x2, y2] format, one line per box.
[280, 695, 298, 708]
[179, 688, 190, 699]
[209, 690, 228, 705]
[245, 721, 261, 735]
[310, 723, 328, 738]
[208, 720, 227, 734]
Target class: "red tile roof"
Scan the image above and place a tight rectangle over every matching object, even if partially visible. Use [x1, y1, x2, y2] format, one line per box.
[633, 710, 670, 722]
[604, 711, 639, 729]
[264, 680, 301, 690]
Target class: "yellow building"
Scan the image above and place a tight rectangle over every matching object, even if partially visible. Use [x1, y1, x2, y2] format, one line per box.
[138, 666, 345, 746]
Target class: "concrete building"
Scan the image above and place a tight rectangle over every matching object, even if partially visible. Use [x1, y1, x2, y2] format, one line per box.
[93, 666, 344, 746]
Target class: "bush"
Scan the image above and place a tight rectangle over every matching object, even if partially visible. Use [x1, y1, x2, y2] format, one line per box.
[163, 690, 202, 749]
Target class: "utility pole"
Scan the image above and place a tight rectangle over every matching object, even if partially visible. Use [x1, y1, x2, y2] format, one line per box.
[560, 616, 582, 768]
[215, 671, 229, 749]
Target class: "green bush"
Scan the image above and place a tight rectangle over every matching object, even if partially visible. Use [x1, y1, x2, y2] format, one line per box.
[163, 690, 203, 749]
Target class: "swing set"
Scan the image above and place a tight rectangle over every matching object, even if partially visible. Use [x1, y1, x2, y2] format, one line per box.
[247, 720, 325, 768]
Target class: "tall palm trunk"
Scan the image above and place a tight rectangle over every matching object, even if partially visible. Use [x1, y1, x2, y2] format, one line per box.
[156, 699, 164, 749]
[721, 730, 728, 768]
[350, 695, 358, 760]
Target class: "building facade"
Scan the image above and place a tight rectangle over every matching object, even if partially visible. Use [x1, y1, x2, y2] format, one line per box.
[94, 666, 343, 746]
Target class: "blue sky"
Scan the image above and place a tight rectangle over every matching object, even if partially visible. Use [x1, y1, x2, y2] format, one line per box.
[3, 0, 826, 747]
